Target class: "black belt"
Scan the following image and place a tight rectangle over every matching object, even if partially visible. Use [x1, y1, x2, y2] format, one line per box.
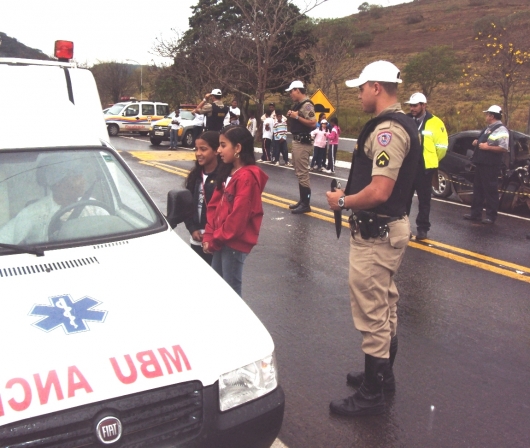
[348, 211, 405, 240]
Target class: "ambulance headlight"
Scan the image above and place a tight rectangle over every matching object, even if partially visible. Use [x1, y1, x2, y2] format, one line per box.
[218, 353, 278, 411]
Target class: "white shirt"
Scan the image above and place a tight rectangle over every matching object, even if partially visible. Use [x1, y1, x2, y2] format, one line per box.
[0, 195, 107, 245]
[191, 113, 204, 127]
[171, 116, 182, 130]
[224, 106, 241, 126]
[262, 116, 274, 139]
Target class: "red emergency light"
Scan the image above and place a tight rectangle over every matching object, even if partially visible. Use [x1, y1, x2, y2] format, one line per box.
[54, 40, 74, 61]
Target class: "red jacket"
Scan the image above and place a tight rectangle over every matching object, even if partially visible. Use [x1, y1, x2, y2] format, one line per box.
[203, 165, 268, 253]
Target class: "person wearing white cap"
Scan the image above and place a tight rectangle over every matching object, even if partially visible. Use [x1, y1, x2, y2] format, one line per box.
[285, 80, 317, 214]
[463, 105, 509, 224]
[404, 92, 448, 240]
[326, 60, 421, 417]
[193, 89, 229, 132]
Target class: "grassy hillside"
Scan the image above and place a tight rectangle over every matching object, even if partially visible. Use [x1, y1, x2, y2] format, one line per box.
[0, 32, 51, 60]
[316, 0, 530, 136]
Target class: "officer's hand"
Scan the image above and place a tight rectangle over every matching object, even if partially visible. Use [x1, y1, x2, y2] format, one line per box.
[326, 189, 344, 211]
[472, 139, 478, 146]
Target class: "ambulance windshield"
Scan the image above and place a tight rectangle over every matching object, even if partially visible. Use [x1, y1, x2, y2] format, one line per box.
[0, 149, 162, 250]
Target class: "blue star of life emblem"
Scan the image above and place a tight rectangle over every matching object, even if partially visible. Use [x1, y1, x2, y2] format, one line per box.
[29, 294, 107, 334]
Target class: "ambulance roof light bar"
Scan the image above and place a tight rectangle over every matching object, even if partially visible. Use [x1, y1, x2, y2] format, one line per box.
[55, 40, 74, 62]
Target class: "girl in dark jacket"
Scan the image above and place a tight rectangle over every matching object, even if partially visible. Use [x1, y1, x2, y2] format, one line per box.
[184, 131, 220, 264]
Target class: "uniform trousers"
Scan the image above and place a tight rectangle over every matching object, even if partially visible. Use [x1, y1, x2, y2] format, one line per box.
[291, 140, 312, 188]
[470, 163, 500, 221]
[348, 216, 410, 358]
[406, 168, 437, 232]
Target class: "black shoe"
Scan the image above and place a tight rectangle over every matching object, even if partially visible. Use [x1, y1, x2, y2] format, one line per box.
[331, 355, 387, 417]
[347, 336, 397, 393]
[482, 218, 495, 225]
[288, 201, 301, 210]
[463, 214, 481, 221]
[291, 203, 311, 214]
[416, 229, 428, 240]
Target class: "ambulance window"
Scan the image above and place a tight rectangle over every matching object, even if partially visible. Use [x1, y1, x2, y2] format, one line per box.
[0, 149, 162, 249]
[157, 104, 169, 116]
[125, 105, 139, 117]
[142, 104, 155, 115]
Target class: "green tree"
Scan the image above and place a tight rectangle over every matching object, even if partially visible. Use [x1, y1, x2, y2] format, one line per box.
[90, 62, 136, 105]
[403, 46, 461, 99]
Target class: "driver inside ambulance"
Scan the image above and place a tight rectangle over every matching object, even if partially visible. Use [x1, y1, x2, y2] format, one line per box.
[0, 154, 107, 245]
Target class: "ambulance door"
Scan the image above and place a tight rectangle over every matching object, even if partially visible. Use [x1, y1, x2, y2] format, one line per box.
[122, 103, 140, 131]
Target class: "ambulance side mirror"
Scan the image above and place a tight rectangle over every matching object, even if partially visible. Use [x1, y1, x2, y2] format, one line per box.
[166, 189, 194, 229]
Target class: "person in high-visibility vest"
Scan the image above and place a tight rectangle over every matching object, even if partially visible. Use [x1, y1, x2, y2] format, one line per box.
[405, 92, 448, 240]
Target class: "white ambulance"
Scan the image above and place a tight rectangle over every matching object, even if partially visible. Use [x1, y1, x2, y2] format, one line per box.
[0, 41, 284, 447]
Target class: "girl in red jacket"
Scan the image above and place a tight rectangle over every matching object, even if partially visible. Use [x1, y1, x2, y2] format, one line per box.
[202, 125, 268, 297]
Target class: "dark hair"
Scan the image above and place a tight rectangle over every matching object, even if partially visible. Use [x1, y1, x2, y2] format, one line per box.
[265, 110, 271, 118]
[275, 109, 283, 116]
[216, 126, 256, 188]
[491, 112, 502, 120]
[298, 88, 307, 94]
[269, 102, 275, 106]
[368, 81, 398, 95]
[318, 113, 326, 121]
[185, 131, 220, 191]
[213, 95, 222, 100]
[330, 117, 338, 125]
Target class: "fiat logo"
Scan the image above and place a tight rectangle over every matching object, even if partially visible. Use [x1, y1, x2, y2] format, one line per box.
[96, 416, 123, 444]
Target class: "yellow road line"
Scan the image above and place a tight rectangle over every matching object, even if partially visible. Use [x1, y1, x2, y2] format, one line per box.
[139, 159, 530, 283]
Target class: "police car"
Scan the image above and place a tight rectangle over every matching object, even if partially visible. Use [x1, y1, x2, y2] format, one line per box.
[149, 108, 196, 148]
[0, 41, 284, 448]
[105, 100, 169, 136]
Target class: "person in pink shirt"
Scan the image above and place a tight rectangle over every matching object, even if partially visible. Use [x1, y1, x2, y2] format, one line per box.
[310, 119, 330, 171]
[325, 117, 341, 173]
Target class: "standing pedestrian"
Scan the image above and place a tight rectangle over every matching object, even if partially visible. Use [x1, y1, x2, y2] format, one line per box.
[224, 99, 241, 126]
[310, 113, 327, 170]
[202, 126, 268, 297]
[463, 105, 510, 225]
[310, 119, 329, 171]
[194, 89, 229, 132]
[247, 111, 257, 138]
[325, 117, 341, 173]
[272, 109, 291, 166]
[260, 110, 274, 163]
[184, 131, 220, 264]
[169, 109, 181, 149]
[261, 102, 276, 122]
[404, 92, 448, 240]
[286, 80, 317, 214]
[190, 110, 205, 147]
[326, 60, 421, 417]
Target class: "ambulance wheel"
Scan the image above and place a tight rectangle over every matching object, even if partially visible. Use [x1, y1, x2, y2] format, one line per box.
[183, 130, 194, 148]
[150, 137, 162, 146]
[108, 124, 119, 137]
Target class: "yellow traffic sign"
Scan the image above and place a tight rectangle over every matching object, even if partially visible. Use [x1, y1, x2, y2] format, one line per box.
[310, 89, 335, 118]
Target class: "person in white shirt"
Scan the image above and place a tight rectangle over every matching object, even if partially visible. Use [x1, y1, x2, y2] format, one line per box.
[259, 111, 274, 162]
[247, 111, 257, 138]
[170, 109, 181, 149]
[224, 99, 241, 126]
[191, 111, 205, 146]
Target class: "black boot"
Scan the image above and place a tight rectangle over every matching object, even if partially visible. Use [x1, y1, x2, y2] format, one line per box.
[289, 184, 303, 210]
[346, 336, 397, 392]
[291, 186, 311, 214]
[330, 354, 386, 417]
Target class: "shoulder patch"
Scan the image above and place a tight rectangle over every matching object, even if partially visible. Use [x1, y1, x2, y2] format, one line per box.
[377, 131, 392, 147]
[308, 111, 315, 118]
[376, 151, 390, 167]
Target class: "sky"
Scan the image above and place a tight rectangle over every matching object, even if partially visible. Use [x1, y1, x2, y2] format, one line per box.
[1, 0, 411, 66]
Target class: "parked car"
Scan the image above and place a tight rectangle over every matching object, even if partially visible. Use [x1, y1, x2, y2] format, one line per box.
[432, 130, 530, 212]
[105, 101, 169, 137]
[149, 109, 195, 148]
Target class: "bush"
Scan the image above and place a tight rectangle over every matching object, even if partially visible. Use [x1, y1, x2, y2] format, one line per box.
[351, 32, 374, 48]
[473, 15, 497, 37]
[405, 13, 424, 25]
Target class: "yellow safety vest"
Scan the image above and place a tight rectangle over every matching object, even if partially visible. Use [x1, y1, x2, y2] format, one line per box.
[421, 113, 448, 169]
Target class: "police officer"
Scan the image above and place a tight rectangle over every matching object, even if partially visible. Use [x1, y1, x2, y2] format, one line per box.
[463, 105, 509, 224]
[326, 61, 421, 417]
[405, 92, 448, 240]
[194, 89, 229, 132]
[285, 81, 317, 214]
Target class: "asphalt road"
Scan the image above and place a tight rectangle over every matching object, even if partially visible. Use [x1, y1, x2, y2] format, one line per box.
[113, 135, 530, 448]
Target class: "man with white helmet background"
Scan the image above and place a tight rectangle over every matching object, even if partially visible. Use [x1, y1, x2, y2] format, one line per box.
[405, 92, 448, 240]
[193, 89, 230, 132]
[463, 105, 510, 224]
[326, 60, 421, 418]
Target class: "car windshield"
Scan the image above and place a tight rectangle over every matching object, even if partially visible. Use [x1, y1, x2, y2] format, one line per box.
[180, 110, 194, 120]
[107, 103, 127, 115]
[0, 148, 163, 251]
